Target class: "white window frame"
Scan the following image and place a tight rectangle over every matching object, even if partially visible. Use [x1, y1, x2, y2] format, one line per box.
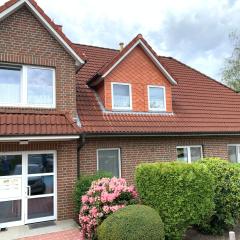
[0, 64, 56, 109]
[97, 148, 121, 178]
[176, 145, 203, 163]
[111, 82, 132, 111]
[148, 85, 166, 112]
[228, 144, 240, 163]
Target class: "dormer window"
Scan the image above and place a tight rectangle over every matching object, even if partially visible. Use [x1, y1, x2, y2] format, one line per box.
[111, 82, 132, 110]
[148, 86, 166, 112]
[0, 65, 55, 108]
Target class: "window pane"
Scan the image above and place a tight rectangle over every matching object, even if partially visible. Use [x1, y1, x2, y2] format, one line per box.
[0, 67, 21, 104]
[113, 84, 130, 108]
[0, 155, 22, 176]
[177, 148, 188, 162]
[28, 154, 54, 174]
[0, 200, 21, 223]
[149, 87, 165, 110]
[190, 147, 202, 162]
[98, 149, 120, 177]
[27, 68, 54, 105]
[28, 176, 53, 196]
[228, 146, 238, 163]
[28, 197, 53, 219]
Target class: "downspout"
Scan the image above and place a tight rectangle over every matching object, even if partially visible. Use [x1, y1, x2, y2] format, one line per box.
[77, 134, 86, 179]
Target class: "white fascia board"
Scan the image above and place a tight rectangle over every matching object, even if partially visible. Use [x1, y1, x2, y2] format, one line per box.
[0, 135, 80, 142]
[102, 39, 177, 85]
[0, 0, 84, 66]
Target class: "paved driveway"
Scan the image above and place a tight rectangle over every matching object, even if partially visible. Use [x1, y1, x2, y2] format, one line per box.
[20, 229, 80, 240]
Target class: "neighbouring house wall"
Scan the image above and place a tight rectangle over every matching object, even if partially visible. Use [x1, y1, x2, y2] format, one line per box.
[0, 140, 77, 220]
[104, 45, 173, 112]
[0, 6, 77, 117]
[79, 136, 239, 183]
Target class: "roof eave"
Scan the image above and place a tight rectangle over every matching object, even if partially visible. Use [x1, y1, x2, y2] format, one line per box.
[82, 131, 240, 138]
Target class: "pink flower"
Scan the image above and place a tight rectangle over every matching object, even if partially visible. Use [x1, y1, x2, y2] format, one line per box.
[79, 177, 138, 239]
[89, 197, 95, 204]
[81, 195, 89, 204]
[90, 207, 98, 218]
[103, 205, 110, 213]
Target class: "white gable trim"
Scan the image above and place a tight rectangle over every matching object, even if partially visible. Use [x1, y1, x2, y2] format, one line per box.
[102, 39, 177, 85]
[0, 0, 84, 66]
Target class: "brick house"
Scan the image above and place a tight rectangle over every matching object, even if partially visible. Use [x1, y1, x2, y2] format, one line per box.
[1, 0, 240, 228]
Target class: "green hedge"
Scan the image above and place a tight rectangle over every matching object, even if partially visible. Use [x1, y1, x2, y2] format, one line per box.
[135, 162, 215, 240]
[97, 205, 164, 240]
[196, 158, 240, 235]
[73, 171, 112, 213]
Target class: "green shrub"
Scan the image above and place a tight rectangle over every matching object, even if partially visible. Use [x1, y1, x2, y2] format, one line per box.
[135, 162, 215, 240]
[73, 171, 112, 213]
[97, 205, 164, 240]
[196, 158, 240, 235]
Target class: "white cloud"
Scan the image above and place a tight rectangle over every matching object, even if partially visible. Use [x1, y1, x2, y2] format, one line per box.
[0, 0, 239, 80]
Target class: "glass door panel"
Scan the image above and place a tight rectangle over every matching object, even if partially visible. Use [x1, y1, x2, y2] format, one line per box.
[0, 200, 22, 223]
[28, 197, 54, 219]
[26, 153, 55, 223]
[0, 154, 23, 227]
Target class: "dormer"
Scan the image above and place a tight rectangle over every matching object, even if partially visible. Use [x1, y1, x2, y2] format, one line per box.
[88, 34, 177, 113]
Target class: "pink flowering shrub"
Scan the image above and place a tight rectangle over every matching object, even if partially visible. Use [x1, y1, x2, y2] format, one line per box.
[79, 177, 138, 240]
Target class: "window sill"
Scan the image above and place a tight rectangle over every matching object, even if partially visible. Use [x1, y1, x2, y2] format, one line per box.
[0, 104, 56, 109]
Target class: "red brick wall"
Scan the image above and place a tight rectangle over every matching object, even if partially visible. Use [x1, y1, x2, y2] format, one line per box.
[0, 6, 77, 117]
[102, 45, 173, 112]
[0, 140, 77, 220]
[79, 136, 239, 184]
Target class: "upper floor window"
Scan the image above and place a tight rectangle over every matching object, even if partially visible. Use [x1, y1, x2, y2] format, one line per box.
[177, 145, 203, 163]
[0, 65, 55, 108]
[148, 86, 166, 111]
[228, 145, 240, 163]
[111, 83, 132, 110]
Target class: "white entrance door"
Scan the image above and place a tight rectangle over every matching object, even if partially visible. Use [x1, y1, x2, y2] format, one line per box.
[0, 151, 57, 228]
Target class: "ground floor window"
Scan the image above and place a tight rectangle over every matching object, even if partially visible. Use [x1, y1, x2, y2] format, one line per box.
[97, 148, 121, 177]
[177, 146, 203, 163]
[228, 145, 240, 163]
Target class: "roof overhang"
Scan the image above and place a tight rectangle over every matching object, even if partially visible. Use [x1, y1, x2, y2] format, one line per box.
[82, 132, 240, 138]
[0, 135, 80, 142]
[0, 0, 85, 67]
[102, 39, 177, 85]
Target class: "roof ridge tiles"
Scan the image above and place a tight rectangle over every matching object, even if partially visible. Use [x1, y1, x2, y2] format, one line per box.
[74, 43, 119, 52]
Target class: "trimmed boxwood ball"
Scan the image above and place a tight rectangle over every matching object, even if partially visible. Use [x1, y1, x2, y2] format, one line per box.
[97, 205, 165, 240]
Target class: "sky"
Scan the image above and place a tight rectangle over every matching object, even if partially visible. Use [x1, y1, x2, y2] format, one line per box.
[1, 0, 240, 81]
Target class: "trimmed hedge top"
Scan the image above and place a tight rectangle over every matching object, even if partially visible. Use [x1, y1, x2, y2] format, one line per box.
[135, 162, 215, 239]
[97, 204, 164, 240]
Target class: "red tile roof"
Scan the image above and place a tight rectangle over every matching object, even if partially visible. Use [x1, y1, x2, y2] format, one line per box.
[2, 0, 240, 136]
[76, 43, 240, 135]
[0, 110, 80, 136]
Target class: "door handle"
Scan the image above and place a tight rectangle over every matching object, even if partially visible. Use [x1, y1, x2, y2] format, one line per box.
[27, 186, 31, 196]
